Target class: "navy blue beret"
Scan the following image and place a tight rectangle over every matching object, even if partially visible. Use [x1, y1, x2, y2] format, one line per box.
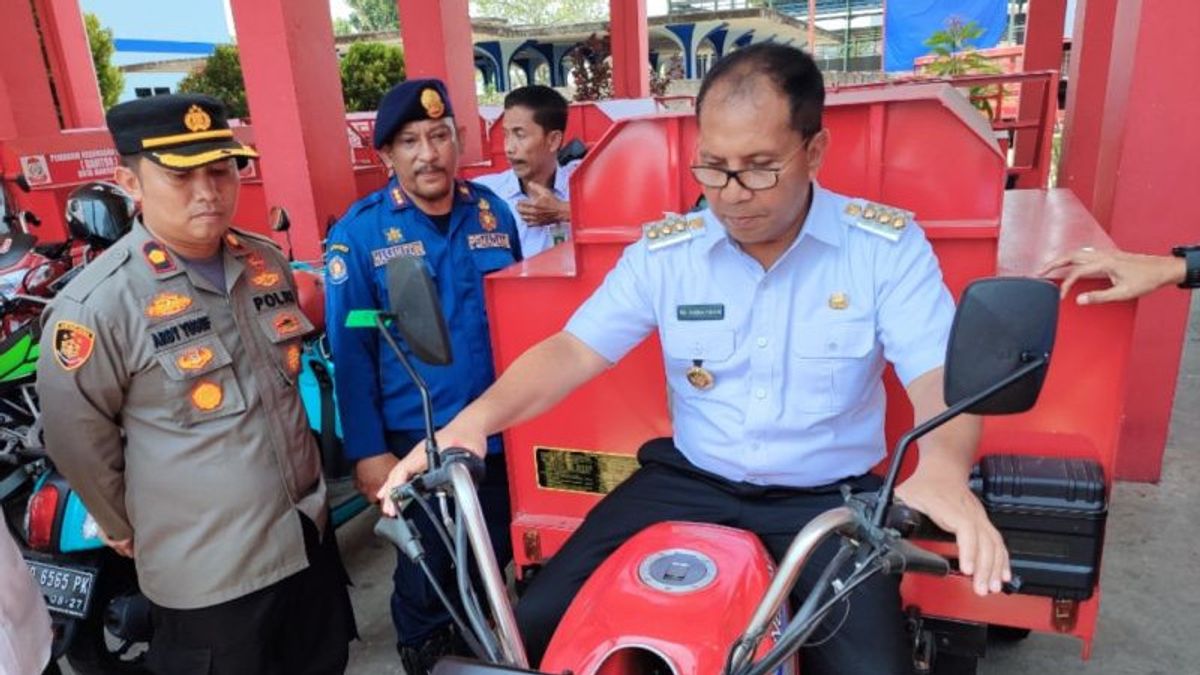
[373, 79, 455, 149]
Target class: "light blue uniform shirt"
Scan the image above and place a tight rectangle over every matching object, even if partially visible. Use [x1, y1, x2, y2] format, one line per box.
[565, 184, 955, 488]
[474, 160, 580, 257]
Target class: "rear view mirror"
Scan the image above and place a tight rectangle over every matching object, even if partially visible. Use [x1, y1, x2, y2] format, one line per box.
[944, 277, 1058, 414]
[386, 256, 452, 366]
[269, 206, 290, 232]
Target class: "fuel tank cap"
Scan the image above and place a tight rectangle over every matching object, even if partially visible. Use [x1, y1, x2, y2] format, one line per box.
[638, 548, 718, 593]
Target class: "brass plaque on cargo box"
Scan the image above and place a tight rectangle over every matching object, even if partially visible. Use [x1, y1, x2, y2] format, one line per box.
[535, 446, 639, 495]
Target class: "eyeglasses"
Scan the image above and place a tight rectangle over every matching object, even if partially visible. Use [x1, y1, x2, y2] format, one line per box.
[689, 141, 808, 192]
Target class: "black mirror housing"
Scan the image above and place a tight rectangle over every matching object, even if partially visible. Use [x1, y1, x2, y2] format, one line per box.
[268, 206, 291, 232]
[385, 256, 452, 366]
[944, 277, 1059, 415]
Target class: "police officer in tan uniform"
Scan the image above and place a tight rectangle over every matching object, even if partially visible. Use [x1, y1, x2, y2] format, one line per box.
[36, 94, 355, 674]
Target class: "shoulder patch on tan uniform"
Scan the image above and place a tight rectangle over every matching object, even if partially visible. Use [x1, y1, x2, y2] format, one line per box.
[842, 199, 912, 243]
[642, 213, 705, 252]
[227, 226, 283, 252]
[60, 247, 131, 303]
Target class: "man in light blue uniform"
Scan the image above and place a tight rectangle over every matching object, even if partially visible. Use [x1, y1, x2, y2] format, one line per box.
[474, 85, 579, 256]
[379, 46, 1009, 673]
[324, 79, 521, 674]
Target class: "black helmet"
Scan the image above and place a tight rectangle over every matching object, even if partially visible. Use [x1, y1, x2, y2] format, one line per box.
[65, 182, 134, 247]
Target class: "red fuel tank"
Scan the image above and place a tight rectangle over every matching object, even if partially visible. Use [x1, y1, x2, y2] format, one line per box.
[541, 521, 796, 675]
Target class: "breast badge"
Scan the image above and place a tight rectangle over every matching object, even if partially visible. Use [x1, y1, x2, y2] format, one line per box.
[247, 253, 281, 288]
[145, 292, 193, 319]
[190, 381, 223, 411]
[686, 360, 715, 390]
[480, 209, 498, 232]
[272, 311, 304, 339]
[284, 343, 302, 375]
[176, 346, 215, 372]
[53, 321, 95, 371]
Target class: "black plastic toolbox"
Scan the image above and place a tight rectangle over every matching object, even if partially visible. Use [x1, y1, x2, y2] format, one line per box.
[970, 454, 1107, 600]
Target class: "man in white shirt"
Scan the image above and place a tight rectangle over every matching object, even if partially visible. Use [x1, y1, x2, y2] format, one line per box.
[475, 86, 579, 256]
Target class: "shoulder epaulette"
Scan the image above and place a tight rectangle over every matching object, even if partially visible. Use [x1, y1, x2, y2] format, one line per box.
[61, 247, 131, 302]
[841, 199, 912, 243]
[642, 213, 705, 252]
[345, 190, 386, 219]
[227, 226, 282, 251]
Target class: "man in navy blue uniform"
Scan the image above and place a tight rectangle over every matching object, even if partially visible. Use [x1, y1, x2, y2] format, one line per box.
[324, 78, 522, 674]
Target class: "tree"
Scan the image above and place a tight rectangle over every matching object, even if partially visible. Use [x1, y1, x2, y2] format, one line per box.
[84, 13, 123, 109]
[568, 33, 612, 102]
[922, 17, 1002, 116]
[471, 0, 607, 26]
[334, 0, 400, 35]
[340, 42, 406, 112]
[177, 45, 249, 118]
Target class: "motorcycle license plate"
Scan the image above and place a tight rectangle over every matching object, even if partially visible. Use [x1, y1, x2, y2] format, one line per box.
[25, 559, 96, 618]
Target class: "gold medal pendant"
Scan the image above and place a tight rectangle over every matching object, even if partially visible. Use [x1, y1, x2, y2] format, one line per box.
[686, 360, 715, 390]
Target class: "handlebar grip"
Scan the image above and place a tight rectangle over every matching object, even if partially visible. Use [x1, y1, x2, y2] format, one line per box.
[881, 539, 950, 577]
[884, 503, 954, 541]
[374, 515, 425, 562]
[442, 448, 486, 483]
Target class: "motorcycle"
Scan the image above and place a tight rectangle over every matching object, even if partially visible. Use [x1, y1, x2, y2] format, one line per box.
[367, 256, 1062, 675]
[0, 181, 151, 673]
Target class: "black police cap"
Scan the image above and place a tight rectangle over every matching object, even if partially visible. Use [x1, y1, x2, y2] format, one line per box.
[106, 94, 259, 169]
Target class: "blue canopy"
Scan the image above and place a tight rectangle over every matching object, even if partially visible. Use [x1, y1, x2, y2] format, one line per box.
[884, 0, 1009, 72]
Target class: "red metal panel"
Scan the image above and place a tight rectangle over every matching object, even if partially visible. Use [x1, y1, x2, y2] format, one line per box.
[610, 0, 649, 99]
[230, 0, 359, 261]
[396, 0, 484, 163]
[899, 190, 1134, 653]
[33, 0, 104, 130]
[1013, 0, 1068, 188]
[1059, 0, 1117, 212]
[1092, 0, 1200, 480]
[0, 0, 61, 139]
[0, 130, 121, 241]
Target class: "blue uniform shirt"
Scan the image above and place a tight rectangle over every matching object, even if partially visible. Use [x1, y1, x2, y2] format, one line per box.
[474, 159, 580, 257]
[325, 178, 522, 460]
[565, 183, 955, 488]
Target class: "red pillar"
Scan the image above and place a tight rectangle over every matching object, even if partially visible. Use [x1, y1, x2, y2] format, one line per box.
[1058, 0, 1117, 213]
[0, 0, 61, 138]
[396, 0, 483, 163]
[230, 0, 358, 261]
[1091, 0, 1200, 480]
[1013, 0, 1067, 188]
[610, 0, 649, 98]
[34, 0, 104, 128]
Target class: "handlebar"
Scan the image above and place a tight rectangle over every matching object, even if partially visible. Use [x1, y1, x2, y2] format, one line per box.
[377, 447, 529, 669]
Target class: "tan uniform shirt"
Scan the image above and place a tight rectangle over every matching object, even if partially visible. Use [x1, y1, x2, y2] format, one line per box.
[36, 221, 326, 609]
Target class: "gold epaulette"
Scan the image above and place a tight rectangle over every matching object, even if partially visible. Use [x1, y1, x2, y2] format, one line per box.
[642, 213, 705, 252]
[842, 199, 912, 243]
